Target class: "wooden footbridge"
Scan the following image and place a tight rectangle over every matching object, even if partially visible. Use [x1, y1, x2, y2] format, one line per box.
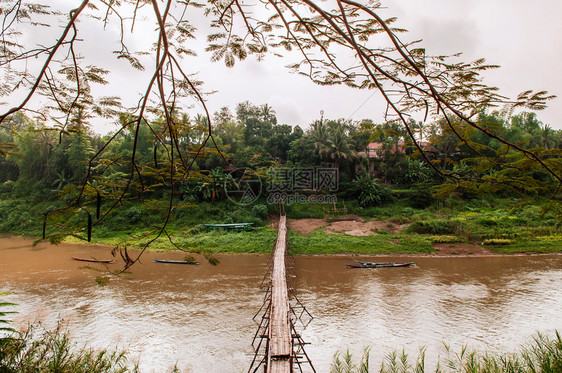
[248, 214, 316, 372]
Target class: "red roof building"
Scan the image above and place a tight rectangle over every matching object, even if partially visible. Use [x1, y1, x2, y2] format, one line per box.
[358, 141, 439, 159]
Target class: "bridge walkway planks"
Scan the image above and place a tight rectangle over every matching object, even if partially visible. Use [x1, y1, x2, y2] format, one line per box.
[267, 215, 292, 372]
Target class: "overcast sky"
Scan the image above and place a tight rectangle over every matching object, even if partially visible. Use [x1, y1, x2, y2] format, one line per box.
[192, 0, 562, 131]
[255, 0, 561, 130]
[4, 0, 562, 132]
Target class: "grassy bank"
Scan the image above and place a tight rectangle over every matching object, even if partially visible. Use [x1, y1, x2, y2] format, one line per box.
[289, 232, 434, 255]
[1, 194, 561, 255]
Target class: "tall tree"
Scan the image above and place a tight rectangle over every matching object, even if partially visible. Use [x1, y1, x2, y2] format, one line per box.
[317, 120, 357, 170]
[67, 129, 94, 184]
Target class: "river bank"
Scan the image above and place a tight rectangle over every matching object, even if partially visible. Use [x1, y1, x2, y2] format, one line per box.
[1, 196, 561, 256]
[4, 230, 562, 267]
[64, 212, 562, 257]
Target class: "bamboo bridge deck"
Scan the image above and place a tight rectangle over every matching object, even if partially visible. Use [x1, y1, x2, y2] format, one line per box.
[248, 213, 315, 373]
[268, 215, 292, 371]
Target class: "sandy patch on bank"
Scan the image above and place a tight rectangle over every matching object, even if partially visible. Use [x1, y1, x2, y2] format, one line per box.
[287, 217, 405, 236]
[287, 219, 327, 235]
[324, 220, 404, 235]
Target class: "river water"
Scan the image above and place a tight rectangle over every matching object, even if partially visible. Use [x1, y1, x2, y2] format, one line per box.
[1, 236, 561, 372]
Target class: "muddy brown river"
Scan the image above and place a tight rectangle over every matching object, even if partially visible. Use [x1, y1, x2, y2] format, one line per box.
[1, 236, 561, 372]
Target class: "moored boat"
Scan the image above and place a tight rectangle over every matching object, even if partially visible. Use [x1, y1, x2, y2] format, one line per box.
[153, 258, 199, 265]
[346, 260, 414, 269]
[72, 256, 115, 264]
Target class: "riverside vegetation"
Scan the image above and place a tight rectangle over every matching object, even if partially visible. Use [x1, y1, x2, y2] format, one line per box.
[1, 191, 561, 256]
[1, 105, 561, 256]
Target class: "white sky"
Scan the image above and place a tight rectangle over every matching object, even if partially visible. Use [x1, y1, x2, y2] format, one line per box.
[3, 0, 561, 133]
[196, 0, 562, 130]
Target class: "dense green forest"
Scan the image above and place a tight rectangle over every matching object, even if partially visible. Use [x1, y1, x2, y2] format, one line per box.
[0, 102, 561, 255]
[1, 102, 561, 196]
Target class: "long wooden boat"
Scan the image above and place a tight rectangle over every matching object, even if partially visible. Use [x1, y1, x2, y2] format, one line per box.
[346, 260, 414, 269]
[72, 256, 115, 264]
[203, 223, 255, 231]
[153, 258, 199, 265]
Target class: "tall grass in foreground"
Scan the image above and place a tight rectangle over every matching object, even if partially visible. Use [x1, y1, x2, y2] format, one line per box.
[0, 321, 181, 373]
[0, 323, 142, 373]
[331, 332, 562, 373]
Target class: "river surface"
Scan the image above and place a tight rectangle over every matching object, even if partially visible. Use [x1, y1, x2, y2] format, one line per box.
[1, 236, 561, 372]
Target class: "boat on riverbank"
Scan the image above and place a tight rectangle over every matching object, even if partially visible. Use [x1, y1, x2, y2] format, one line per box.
[153, 258, 199, 265]
[72, 256, 115, 264]
[347, 260, 414, 268]
[202, 223, 255, 231]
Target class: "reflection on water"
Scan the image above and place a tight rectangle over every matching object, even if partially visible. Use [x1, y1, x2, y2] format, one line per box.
[1, 237, 562, 372]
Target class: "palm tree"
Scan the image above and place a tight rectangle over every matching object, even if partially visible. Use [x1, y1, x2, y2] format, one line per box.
[192, 113, 208, 144]
[540, 123, 553, 149]
[318, 124, 357, 170]
[411, 120, 426, 142]
[309, 119, 329, 154]
[258, 104, 276, 123]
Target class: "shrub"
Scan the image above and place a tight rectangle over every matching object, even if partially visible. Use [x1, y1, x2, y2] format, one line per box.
[429, 235, 465, 243]
[252, 204, 269, 220]
[0, 181, 15, 197]
[536, 234, 562, 242]
[125, 206, 145, 224]
[394, 185, 435, 209]
[408, 185, 435, 209]
[478, 218, 498, 227]
[389, 216, 411, 225]
[406, 219, 459, 235]
[352, 174, 393, 207]
[483, 238, 514, 245]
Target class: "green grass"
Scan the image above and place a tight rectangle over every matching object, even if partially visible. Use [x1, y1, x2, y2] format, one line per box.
[73, 224, 437, 256]
[406, 219, 460, 235]
[285, 202, 330, 219]
[485, 239, 562, 254]
[428, 235, 466, 243]
[67, 227, 278, 254]
[289, 231, 434, 255]
[175, 228, 277, 254]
